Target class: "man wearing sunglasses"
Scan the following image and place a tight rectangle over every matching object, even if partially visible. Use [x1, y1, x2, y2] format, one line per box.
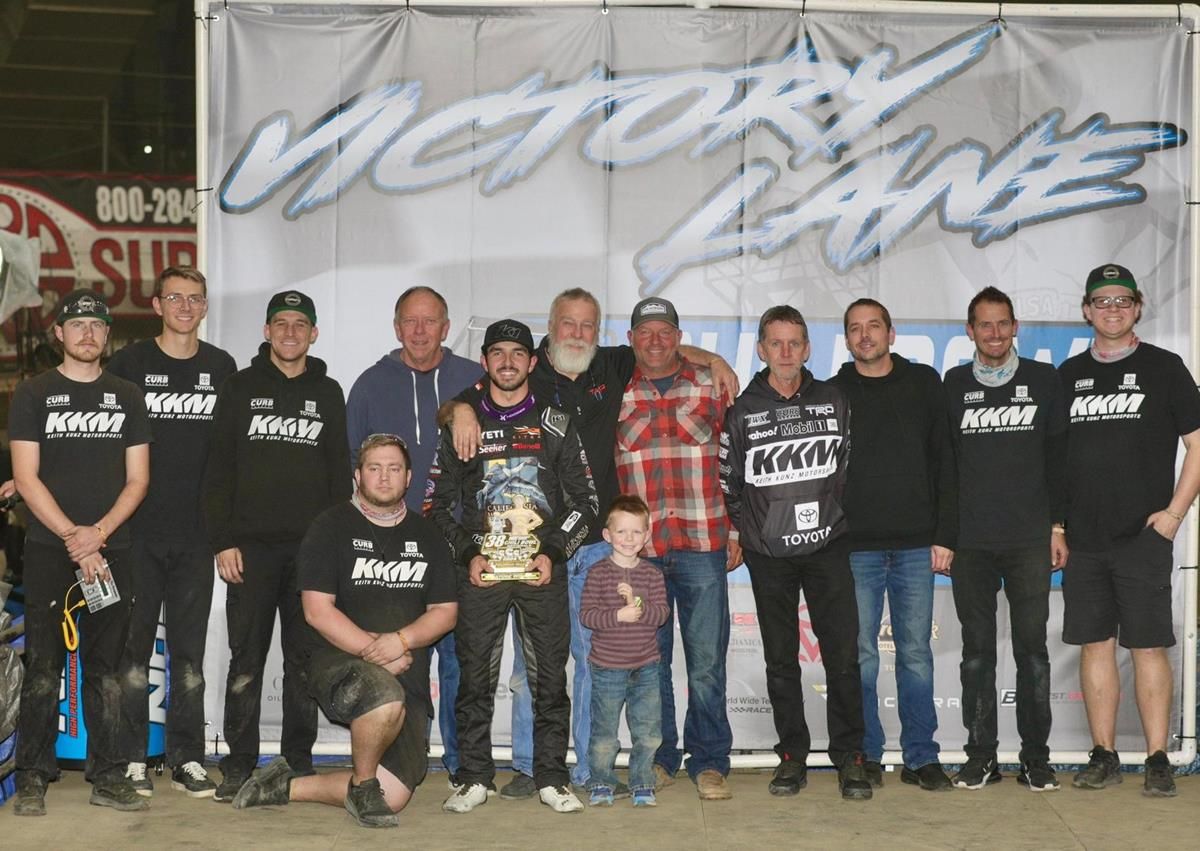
[1058, 263, 1200, 797]
[203, 290, 351, 802]
[107, 266, 237, 800]
[9, 289, 152, 815]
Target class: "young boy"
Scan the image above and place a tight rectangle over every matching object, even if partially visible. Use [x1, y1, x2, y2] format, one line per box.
[579, 495, 670, 807]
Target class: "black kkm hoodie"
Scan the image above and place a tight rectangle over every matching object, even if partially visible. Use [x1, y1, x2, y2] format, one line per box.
[830, 354, 957, 551]
[204, 342, 351, 552]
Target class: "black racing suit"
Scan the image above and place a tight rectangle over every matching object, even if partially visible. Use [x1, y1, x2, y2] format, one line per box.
[720, 367, 863, 765]
[426, 393, 597, 788]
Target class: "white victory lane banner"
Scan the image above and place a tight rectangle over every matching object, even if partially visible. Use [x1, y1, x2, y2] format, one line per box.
[197, 1, 1198, 768]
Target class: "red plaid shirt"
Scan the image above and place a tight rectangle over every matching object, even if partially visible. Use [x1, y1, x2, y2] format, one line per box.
[615, 359, 728, 557]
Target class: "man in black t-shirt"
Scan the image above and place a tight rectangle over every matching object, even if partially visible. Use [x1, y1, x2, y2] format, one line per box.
[109, 266, 237, 799]
[944, 287, 1068, 793]
[1059, 263, 1200, 797]
[231, 434, 456, 827]
[9, 289, 153, 816]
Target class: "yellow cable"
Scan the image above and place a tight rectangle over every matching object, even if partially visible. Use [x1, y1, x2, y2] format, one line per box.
[61, 581, 87, 652]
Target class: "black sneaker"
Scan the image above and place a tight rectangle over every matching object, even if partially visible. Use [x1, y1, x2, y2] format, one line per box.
[863, 761, 884, 788]
[125, 761, 153, 797]
[214, 766, 250, 803]
[768, 757, 807, 796]
[837, 753, 873, 801]
[1016, 761, 1059, 792]
[952, 756, 1002, 790]
[500, 772, 537, 800]
[12, 773, 48, 817]
[345, 777, 400, 827]
[900, 762, 952, 792]
[1143, 751, 1177, 798]
[89, 778, 150, 811]
[232, 757, 293, 809]
[1073, 747, 1121, 790]
[171, 761, 217, 798]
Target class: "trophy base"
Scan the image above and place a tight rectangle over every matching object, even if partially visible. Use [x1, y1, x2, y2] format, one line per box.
[480, 571, 541, 582]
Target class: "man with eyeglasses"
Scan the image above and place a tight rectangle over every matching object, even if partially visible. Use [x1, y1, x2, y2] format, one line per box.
[107, 266, 237, 799]
[943, 287, 1068, 793]
[1058, 263, 1200, 797]
[346, 285, 481, 791]
[429, 319, 598, 815]
[231, 434, 457, 828]
[203, 289, 351, 802]
[9, 289, 152, 815]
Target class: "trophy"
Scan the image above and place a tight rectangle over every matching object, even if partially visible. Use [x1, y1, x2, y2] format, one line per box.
[479, 515, 541, 582]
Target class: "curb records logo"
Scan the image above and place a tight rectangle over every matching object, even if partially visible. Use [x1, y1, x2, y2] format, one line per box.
[145, 374, 169, 387]
[46, 394, 70, 407]
[250, 397, 273, 410]
[793, 501, 819, 530]
[964, 390, 985, 403]
[744, 411, 770, 427]
[352, 538, 374, 552]
[879, 616, 940, 655]
[776, 405, 802, 421]
[1074, 378, 1094, 392]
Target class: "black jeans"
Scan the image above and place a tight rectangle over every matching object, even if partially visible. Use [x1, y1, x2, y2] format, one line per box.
[454, 570, 570, 788]
[951, 546, 1052, 763]
[220, 538, 317, 776]
[118, 541, 215, 766]
[744, 540, 864, 766]
[16, 541, 131, 784]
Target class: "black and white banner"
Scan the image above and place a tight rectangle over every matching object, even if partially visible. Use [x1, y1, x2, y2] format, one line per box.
[201, 2, 1195, 761]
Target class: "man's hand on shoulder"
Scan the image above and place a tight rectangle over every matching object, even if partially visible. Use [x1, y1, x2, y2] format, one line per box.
[710, 357, 740, 405]
[449, 402, 481, 462]
[216, 547, 245, 584]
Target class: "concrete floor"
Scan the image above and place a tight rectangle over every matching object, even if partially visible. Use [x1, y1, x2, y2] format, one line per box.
[3, 766, 1196, 850]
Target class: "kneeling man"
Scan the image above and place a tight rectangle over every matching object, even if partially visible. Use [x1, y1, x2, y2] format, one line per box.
[233, 433, 457, 827]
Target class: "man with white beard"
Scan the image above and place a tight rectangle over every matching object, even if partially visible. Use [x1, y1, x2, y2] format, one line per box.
[443, 288, 737, 793]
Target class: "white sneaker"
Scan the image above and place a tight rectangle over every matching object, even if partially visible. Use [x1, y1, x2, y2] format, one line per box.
[443, 782, 490, 813]
[538, 785, 584, 813]
[126, 761, 153, 797]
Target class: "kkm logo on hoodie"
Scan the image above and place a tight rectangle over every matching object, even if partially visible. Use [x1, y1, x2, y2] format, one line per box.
[746, 436, 840, 486]
[247, 414, 324, 444]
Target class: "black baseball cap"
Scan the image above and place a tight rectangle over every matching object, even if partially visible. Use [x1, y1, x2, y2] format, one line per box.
[56, 289, 112, 325]
[630, 297, 679, 329]
[1085, 263, 1138, 294]
[266, 290, 317, 324]
[481, 319, 535, 355]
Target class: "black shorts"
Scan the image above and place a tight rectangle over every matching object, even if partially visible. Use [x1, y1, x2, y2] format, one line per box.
[1062, 526, 1176, 649]
[307, 649, 429, 790]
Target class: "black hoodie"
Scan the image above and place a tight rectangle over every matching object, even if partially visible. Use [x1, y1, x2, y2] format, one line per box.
[204, 342, 351, 551]
[830, 354, 957, 550]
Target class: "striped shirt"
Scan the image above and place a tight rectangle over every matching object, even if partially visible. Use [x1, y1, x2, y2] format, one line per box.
[615, 359, 728, 557]
[579, 557, 670, 669]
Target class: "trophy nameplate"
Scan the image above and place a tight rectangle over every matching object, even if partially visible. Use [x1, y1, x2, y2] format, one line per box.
[479, 531, 540, 582]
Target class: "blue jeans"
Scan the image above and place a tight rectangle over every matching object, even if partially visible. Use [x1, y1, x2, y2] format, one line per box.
[566, 540, 611, 785]
[588, 662, 662, 792]
[850, 547, 940, 769]
[649, 549, 732, 779]
[508, 613, 534, 776]
[432, 631, 461, 774]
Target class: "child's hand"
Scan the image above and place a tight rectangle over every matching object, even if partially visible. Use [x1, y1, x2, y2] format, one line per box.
[617, 582, 634, 606]
[616, 604, 643, 623]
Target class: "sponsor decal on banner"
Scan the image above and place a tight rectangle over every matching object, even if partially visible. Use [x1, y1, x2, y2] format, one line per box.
[0, 172, 196, 356]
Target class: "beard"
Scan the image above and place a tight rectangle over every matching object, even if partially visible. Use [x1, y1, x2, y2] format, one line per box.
[547, 336, 598, 375]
